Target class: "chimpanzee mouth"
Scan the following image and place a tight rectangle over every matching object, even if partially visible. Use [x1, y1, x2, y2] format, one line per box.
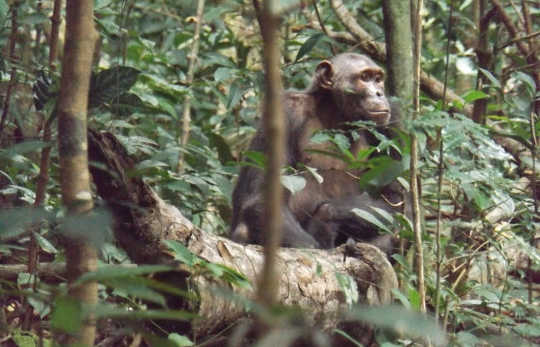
[367, 110, 390, 118]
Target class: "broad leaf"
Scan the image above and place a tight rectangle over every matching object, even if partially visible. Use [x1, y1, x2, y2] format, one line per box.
[351, 208, 391, 233]
[281, 175, 306, 194]
[295, 32, 325, 62]
[89, 66, 140, 108]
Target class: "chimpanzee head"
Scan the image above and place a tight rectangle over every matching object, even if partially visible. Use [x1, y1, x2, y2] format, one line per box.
[313, 53, 391, 126]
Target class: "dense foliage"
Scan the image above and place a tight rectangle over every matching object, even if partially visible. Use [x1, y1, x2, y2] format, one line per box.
[0, 0, 538, 346]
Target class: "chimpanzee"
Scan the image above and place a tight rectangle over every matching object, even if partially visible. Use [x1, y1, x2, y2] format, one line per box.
[230, 53, 408, 252]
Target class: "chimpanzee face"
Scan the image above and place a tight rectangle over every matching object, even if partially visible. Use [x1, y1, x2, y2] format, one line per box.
[316, 53, 391, 125]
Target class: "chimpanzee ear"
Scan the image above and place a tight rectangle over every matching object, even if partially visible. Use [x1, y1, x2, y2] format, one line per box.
[315, 60, 334, 89]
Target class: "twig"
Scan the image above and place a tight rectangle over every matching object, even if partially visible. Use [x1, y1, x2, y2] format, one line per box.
[178, 0, 206, 173]
[48, 0, 62, 70]
[311, 0, 336, 55]
[411, 0, 426, 314]
[434, 0, 455, 323]
[497, 30, 540, 50]
[490, 0, 530, 57]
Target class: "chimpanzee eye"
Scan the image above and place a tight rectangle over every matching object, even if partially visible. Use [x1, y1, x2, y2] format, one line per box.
[375, 74, 383, 83]
[360, 72, 370, 82]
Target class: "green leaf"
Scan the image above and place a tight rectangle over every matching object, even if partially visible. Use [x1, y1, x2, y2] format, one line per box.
[89, 66, 140, 108]
[478, 68, 501, 89]
[332, 133, 350, 153]
[358, 156, 406, 189]
[168, 333, 194, 347]
[33, 232, 58, 254]
[310, 132, 331, 144]
[51, 296, 82, 334]
[108, 93, 145, 117]
[391, 288, 411, 309]
[214, 67, 236, 82]
[12, 329, 37, 347]
[295, 33, 325, 62]
[226, 80, 243, 109]
[281, 175, 306, 194]
[163, 240, 200, 266]
[369, 206, 394, 225]
[209, 133, 235, 165]
[408, 287, 421, 311]
[512, 71, 536, 98]
[462, 90, 489, 103]
[242, 151, 266, 168]
[351, 208, 391, 233]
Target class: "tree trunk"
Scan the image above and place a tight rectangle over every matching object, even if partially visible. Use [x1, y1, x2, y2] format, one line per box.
[56, 0, 98, 345]
[87, 130, 398, 338]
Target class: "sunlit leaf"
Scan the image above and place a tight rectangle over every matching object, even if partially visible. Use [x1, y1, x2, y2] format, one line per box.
[281, 175, 306, 194]
[351, 208, 391, 233]
[478, 68, 501, 89]
[369, 206, 394, 225]
[168, 333, 194, 347]
[305, 166, 323, 184]
[34, 232, 58, 254]
[462, 90, 489, 103]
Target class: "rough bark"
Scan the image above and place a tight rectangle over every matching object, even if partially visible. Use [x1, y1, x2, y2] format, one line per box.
[57, 0, 98, 345]
[256, 0, 287, 308]
[382, 0, 414, 106]
[87, 130, 398, 337]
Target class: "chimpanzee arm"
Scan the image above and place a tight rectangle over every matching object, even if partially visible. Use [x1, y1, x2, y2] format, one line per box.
[307, 193, 400, 253]
[230, 101, 321, 248]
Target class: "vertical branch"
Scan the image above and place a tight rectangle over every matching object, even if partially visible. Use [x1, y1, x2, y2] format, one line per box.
[49, 0, 63, 70]
[57, 0, 98, 345]
[178, 0, 206, 173]
[411, 0, 426, 313]
[29, 0, 64, 280]
[0, 4, 20, 137]
[434, 0, 455, 322]
[256, 0, 285, 308]
[472, 1, 494, 125]
[312, 0, 336, 55]
[382, 0, 414, 292]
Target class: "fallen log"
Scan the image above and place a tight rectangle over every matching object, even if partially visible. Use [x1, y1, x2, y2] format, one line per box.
[87, 129, 398, 339]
